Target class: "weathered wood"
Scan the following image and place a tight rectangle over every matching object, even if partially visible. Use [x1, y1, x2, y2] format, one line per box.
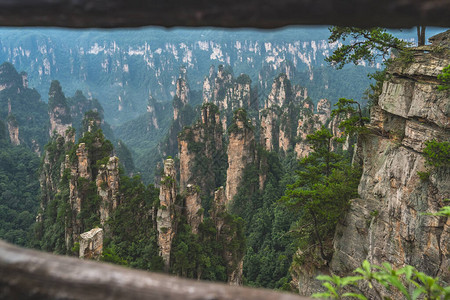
[0, 0, 448, 28]
[0, 240, 310, 300]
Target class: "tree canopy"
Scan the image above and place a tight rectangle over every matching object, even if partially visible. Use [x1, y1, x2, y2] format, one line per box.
[326, 27, 410, 69]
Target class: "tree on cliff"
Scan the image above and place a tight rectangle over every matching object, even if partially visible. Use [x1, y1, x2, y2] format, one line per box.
[280, 127, 360, 265]
[326, 27, 410, 69]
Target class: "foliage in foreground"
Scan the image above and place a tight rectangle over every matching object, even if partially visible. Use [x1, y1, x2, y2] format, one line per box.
[438, 64, 450, 91]
[313, 260, 450, 300]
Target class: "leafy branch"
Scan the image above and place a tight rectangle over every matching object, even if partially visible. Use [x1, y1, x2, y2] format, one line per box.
[326, 27, 410, 69]
[313, 260, 450, 299]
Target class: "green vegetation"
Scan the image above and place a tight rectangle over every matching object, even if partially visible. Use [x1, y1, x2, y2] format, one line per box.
[104, 174, 163, 271]
[0, 62, 49, 150]
[231, 149, 298, 289]
[170, 213, 245, 281]
[423, 140, 450, 168]
[313, 260, 450, 300]
[0, 124, 41, 246]
[281, 127, 360, 265]
[331, 98, 369, 137]
[438, 64, 450, 91]
[326, 27, 410, 69]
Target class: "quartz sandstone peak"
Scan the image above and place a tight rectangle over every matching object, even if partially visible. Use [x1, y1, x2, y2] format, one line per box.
[326, 34, 450, 298]
[178, 103, 223, 198]
[185, 184, 203, 234]
[226, 109, 255, 206]
[97, 156, 120, 226]
[157, 158, 177, 271]
[7, 116, 20, 145]
[79, 227, 103, 260]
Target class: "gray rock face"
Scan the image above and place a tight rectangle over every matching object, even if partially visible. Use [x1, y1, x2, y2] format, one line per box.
[157, 159, 177, 272]
[330, 36, 450, 296]
[79, 227, 103, 260]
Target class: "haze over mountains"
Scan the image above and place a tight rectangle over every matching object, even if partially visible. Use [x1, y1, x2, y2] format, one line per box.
[0, 26, 381, 125]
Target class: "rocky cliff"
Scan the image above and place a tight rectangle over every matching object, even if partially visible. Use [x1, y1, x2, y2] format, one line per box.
[97, 156, 120, 226]
[157, 158, 177, 271]
[178, 103, 224, 199]
[38, 109, 116, 254]
[226, 109, 256, 206]
[6, 115, 19, 145]
[203, 65, 257, 131]
[260, 74, 330, 158]
[48, 80, 72, 138]
[0, 62, 48, 151]
[329, 35, 450, 296]
[210, 186, 245, 285]
[184, 184, 203, 234]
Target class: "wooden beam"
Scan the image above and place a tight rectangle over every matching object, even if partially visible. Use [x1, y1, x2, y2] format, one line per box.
[0, 240, 310, 300]
[0, 0, 448, 28]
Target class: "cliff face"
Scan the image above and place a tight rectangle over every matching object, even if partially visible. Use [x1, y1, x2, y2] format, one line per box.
[157, 158, 177, 271]
[7, 116, 20, 145]
[97, 156, 120, 226]
[178, 103, 224, 199]
[66, 142, 92, 247]
[184, 184, 203, 234]
[260, 74, 330, 158]
[48, 81, 72, 138]
[330, 39, 450, 293]
[203, 65, 256, 131]
[0, 62, 48, 152]
[226, 109, 256, 206]
[161, 75, 195, 158]
[79, 227, 103, 260]
[211, 186, 244, 285]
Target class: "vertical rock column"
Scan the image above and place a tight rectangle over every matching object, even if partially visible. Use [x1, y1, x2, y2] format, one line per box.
[185, 184, 203, 234]
[97, 156, 120, 226]
[79, 227, 103, 260]
[67, 143, 91, 248]
[157, 158, 177, 271]
[7, 116, 20, 145]
[225, 109, 255, 207]
[211, 186, 244, 285]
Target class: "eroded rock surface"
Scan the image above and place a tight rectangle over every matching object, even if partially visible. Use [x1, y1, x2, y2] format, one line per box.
[157, 158, 177, 271]
[79, 227, 103, 260]
[330, 36, 450, 296]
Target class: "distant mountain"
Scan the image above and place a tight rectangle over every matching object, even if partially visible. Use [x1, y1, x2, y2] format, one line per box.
[0, 26, 395, 125]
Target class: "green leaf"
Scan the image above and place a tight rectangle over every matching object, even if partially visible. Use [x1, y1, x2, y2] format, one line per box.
[342, 292, 368, 300]
[317, 275, 334, 282]
[312, 292, 332, 299]
[323, 282, 338, 297]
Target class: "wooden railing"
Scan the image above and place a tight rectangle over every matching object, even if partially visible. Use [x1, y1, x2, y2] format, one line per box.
[0, 240, 310, 300]
[0, 0, 447, 28]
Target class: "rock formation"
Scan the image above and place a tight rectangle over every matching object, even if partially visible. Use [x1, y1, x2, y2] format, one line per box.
[7, 115, 19, 145]
[48, 80, 72, 138]
[260, 73, 331, 158]
[211, 186, 227, 234]
[202, 65, 256, 131]
[79, 227, 103, 260]
[157, 158, 177, 271]
[97, 156, 120, 226]
[178, 103, 224, 196]
[210, 186, 244, 285]
[174, 76, 190, 121]
[184, 184, 203, 234]
[66, 142, 91, 247]
[329, 35, 450, 297]
[226, 109, 255, 206]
